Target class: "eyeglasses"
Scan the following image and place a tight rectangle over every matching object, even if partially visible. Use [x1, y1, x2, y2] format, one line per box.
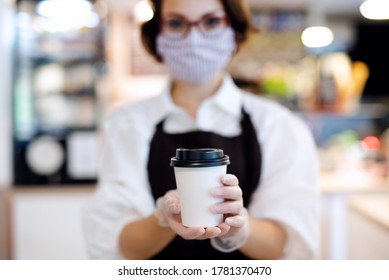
[160, 14, 230, 38]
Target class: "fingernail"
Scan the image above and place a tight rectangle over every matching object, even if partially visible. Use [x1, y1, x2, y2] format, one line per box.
[226, 217, 239, 226]
[222, 174, 237, 184]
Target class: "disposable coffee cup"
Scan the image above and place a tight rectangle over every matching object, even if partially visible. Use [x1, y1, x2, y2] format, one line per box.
[170, 148, 230, 227]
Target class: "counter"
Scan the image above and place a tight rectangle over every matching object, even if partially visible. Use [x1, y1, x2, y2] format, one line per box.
[320, 172, 389, 259]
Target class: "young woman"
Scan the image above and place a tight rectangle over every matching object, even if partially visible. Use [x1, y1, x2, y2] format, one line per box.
[82, 0, 320, 260]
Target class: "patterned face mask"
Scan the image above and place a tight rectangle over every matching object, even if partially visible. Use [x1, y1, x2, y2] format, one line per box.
[156, 27, 236, 84]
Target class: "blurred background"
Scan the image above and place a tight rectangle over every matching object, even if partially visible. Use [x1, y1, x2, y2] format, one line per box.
[0, 0, 388, 260]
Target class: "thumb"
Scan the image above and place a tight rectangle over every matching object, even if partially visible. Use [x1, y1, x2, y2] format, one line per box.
[164, 190, 181, 214]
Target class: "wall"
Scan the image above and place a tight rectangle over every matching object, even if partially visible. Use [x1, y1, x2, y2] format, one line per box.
[12, 187, 94, 259]
[0, 0, 14, 187]
[0, 189, 12, 259]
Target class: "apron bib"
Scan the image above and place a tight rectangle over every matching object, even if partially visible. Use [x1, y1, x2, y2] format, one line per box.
[147, 109, 261, 259]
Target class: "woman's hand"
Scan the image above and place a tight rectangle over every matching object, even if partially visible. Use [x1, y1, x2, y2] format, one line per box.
[154, 173, 248, 247]
[155, 189, 230, 240]
[211, 174, 246, 235]
[210, 174, 250, 252]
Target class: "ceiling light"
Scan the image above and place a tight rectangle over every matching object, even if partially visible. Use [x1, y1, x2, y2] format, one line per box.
[301, 26, 334, 48]
[360, 0, 389, 20]
[302, 3, 334, 49]
[36, 0, 93, 18]
[36, 0, 99, 32]
[133, 0, 154, 23]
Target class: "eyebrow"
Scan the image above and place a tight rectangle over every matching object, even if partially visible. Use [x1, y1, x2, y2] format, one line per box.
[163, 9, 225, 19]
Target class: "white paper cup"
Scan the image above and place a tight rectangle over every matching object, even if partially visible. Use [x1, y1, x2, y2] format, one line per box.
[171, 148, 230, 228]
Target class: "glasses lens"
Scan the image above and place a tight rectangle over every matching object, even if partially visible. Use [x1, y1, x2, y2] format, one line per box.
[199, 16, 227, 36]
[161, 15, 228, 38]
[162, 18, 187, 37]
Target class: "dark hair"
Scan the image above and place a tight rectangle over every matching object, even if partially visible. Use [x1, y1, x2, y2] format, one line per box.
[140, 0, 255, 62]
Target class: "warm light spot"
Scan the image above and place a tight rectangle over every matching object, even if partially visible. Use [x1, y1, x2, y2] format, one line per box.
[361, 136, 380, 150]
[301, 26, 334, 48]
[360, 0, 389, 20]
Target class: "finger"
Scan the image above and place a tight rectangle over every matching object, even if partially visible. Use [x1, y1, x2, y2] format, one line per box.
[165, 189, 179, 198]
[202, 227, 222, 239]
[225, 215, 245, 228]
[211, 200, 243, 215]
[164, 192, 181, 214]
[172, 222, 206, 239]
[218, 222, 231, 236]
[211, 186, 242, 200]
[221, 174, 239, 186]
[165, 200, 180, 214]
[179, 227, 206, 239]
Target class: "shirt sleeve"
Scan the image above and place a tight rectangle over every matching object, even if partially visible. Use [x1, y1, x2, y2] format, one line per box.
[248, 106, 320, 259]
[81, 112, 156, 259]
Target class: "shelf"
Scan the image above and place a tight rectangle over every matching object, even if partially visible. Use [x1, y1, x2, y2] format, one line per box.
[12, 0, 106, 186]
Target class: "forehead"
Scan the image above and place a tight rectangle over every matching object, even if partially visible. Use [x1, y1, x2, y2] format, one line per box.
[161, 0, 225, 20]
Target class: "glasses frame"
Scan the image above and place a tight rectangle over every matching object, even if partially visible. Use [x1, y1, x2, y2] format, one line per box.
[160, 14, 230, 38]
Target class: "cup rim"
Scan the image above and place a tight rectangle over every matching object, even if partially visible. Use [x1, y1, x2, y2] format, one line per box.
[170, 148, 230, 167]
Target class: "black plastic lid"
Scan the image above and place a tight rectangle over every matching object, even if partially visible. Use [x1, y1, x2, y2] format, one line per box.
[170, 148, 230, 167]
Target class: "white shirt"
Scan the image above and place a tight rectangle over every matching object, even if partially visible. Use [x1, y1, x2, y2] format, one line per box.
[82, 75, 320, 259]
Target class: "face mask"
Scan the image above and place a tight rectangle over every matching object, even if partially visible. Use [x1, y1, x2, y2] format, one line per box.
[156, 27, 236, 84]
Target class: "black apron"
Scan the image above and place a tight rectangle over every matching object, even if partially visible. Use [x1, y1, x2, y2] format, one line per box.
[147, 109, 261, 259]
